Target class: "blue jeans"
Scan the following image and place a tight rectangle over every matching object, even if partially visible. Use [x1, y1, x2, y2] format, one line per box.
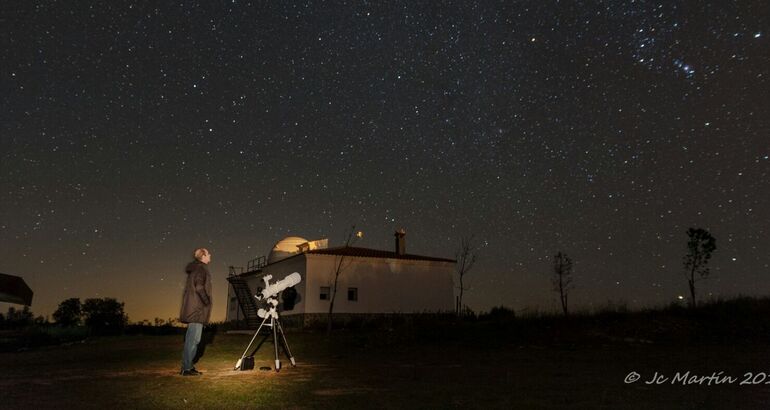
[181, 322, 203, 371]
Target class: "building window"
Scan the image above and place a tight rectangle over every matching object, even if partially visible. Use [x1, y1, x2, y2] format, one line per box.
[347, 287, 358, 301]
[230, 297, 237, 310]
[320, 286, 330, 300]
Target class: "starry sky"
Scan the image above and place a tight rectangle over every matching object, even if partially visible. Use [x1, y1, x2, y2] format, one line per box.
[1, 1, 768, 323]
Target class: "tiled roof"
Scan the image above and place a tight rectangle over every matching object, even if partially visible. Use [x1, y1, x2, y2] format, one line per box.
[306, 246, 456, 263]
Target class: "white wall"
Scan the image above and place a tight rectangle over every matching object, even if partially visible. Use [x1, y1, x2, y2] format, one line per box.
[226, 277, 245, 322]
[303, 254, 455, 314]
[227, 253, 456, 320]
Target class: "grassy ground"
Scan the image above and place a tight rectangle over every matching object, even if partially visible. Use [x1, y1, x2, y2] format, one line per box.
[2, 327, 770, 409]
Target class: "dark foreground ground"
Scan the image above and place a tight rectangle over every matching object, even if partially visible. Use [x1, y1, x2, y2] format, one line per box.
[1, 329, 770, 409]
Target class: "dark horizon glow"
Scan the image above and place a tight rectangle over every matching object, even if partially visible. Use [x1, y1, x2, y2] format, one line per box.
[1, 1, 768, 323]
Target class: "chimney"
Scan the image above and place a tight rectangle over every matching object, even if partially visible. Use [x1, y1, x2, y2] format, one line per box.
[394, 229, 406, 255]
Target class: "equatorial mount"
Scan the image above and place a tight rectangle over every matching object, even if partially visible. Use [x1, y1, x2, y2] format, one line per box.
[234, 273, 299, 372]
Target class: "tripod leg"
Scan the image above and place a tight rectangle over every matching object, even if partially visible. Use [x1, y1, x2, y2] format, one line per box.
[272, 317, 281, 371]
[276, 319, 296, 366]
[235, 314, 270, 370]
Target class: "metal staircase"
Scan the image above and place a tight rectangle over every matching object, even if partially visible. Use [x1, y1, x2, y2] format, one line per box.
[227, 267, 261, 329]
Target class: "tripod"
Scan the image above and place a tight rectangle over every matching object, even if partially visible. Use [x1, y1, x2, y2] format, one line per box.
[234, 297, 296, 372]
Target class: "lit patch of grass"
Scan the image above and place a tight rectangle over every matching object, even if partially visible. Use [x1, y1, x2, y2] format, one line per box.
[4, 299, 770, 408]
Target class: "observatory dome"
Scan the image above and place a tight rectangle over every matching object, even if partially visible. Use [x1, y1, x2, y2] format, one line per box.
[267, 236, 309, 264]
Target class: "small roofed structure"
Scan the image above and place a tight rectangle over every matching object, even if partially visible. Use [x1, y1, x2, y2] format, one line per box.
[0, 272, 34, 306]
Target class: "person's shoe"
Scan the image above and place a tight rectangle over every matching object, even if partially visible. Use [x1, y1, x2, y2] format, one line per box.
[181, 368, 202, 376]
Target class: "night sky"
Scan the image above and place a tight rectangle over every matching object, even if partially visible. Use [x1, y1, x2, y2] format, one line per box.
[1, 1, 768, 323]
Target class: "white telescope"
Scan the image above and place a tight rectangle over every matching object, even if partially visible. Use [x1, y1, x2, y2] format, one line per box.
[236, 271, 301, 372]
[257, 272, 301, 300]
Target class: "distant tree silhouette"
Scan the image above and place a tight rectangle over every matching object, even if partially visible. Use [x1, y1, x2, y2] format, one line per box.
[3, 306, 34, 328]
[327, 225, 360, 335]
[552, 252, 574, 316]
[683, 228, 717, 308]
[455, 235, 478, 316]
[82, 298, 127, 335]
[53, 298, 82, 326]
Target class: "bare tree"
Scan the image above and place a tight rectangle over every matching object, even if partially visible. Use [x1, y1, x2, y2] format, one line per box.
[552, 251, 573, 316]
[327, 225, 360, 335]
[455, 235, 478, 316]
[683, 227, 717, 308]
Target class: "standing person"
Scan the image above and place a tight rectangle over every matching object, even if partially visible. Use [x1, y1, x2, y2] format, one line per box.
[180, 248, 213, 376]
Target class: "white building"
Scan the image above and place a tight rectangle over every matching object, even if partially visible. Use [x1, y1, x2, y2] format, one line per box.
[226, 231, 456, 326]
